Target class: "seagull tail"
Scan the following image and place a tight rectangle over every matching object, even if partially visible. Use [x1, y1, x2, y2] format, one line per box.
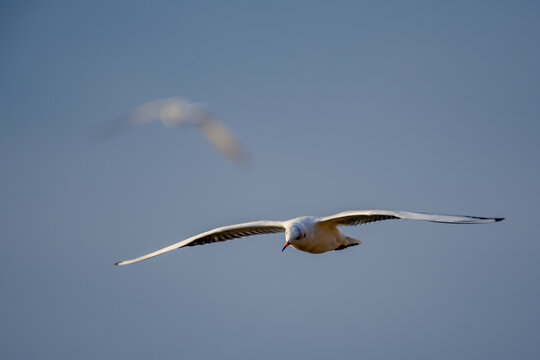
[335, 236, 362, 251]
[345, 236, 362, 246]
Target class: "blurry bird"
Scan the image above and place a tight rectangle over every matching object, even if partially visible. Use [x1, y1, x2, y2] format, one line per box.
[115, 210, 504, 266]
[95, 97, 246, 164]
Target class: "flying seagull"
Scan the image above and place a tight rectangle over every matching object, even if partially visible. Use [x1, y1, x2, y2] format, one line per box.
[95, 97, 246, 163]
[115, 210, 504, 266]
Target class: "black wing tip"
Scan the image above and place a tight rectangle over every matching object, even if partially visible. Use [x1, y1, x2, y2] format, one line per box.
[114, 261, 122, 266]
[495, 217, 505, 222]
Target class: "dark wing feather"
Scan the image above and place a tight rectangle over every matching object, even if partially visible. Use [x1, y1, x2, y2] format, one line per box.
[186, 225, 284, 246]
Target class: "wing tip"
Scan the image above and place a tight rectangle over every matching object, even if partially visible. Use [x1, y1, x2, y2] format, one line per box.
[114, 261, 124, 266]
[494, 217, 505, 222]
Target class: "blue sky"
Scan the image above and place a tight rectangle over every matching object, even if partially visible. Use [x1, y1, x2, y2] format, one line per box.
[1, 1, 539, 359]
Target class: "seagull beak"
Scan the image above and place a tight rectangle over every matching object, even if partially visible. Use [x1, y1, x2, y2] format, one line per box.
[281, 241, 290, 252]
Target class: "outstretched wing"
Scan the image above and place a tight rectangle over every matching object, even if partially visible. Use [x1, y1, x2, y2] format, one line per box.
[198, 115, 246, 163]
[93, 98, 184, 141]
[115, 221, 285, 266]
[318, 210, 504, 227]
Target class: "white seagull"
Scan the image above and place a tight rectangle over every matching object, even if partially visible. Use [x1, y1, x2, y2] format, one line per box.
[115, 210, 504, 266]
[95, 97, 246, 163]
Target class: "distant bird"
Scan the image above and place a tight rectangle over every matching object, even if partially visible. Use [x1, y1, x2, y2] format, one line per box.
[115, 210, 504, 266]
[95, 97, 246, 163]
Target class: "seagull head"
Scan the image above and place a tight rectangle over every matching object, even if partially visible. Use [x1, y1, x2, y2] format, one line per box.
[283, 225, 306, 252]
[159, 100, 186, 128]
[157, 99, 207, 128]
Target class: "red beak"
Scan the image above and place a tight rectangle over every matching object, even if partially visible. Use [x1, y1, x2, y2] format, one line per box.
[281, 241, 290, 252]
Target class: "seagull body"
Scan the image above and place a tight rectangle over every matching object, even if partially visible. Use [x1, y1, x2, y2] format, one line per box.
[96, 97, 246, 163]
[115, 210, 503, 266]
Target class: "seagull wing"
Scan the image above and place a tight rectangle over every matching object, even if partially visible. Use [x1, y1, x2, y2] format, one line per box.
[115, 221, 285, 266]
[197, 114, 247, 163]
[318, 210, 504, 227]
[94, 97, 186, 140]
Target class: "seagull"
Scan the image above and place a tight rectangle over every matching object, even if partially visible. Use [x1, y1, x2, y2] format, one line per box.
[95, 97, 246, 164]
[115, 210, 504, 266]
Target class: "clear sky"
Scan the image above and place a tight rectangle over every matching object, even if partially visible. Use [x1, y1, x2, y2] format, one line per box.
[1, 1, 539, 359]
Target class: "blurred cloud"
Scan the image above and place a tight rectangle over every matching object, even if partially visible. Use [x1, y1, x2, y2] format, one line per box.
[94, 97, 247, 164]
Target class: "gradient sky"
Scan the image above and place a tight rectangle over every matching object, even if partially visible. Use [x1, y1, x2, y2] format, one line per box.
[1, 1, 539, 359]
